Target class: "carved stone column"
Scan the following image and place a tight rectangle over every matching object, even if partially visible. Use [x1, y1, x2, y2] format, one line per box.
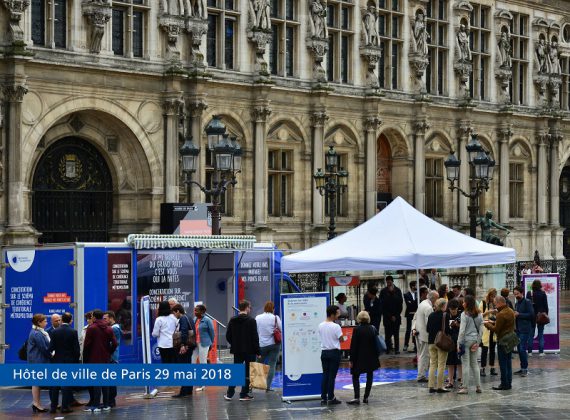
[186, 17, 208, 72]
[3, 82, 35, 243]
[414, 120, 430, 212]
[1, 0, 30, 47]
[312, 111, 328, 226]
[550, 131, 562, 226]
[498, 125, 512, 224]
[537, 131, 549, 225]
[159, 15, 186, 68]
[252, 104, 272, 227]
[188, 98, 208, 203]
[364, 116, 382, 219]
[83, 1, 112, 54]
[163, 97, 184, 203]
[457, 121, 472, 224]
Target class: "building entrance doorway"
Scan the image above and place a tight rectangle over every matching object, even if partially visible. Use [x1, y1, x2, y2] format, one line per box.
[32, 137, 113, 243]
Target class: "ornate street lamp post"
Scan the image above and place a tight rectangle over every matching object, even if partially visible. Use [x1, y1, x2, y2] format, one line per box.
[444, 133, 495, 292]
[314, 145, 349, 240]
[179, 115, 242, 235]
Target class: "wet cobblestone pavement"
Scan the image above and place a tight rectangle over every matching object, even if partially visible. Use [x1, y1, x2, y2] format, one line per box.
[2, 291, 570, 419]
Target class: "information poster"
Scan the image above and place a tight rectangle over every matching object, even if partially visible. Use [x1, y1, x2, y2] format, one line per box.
[107, 252, 133, 345]
[238, 251, 272, 317]
[3, 248, 75, 363]
[522, 273, 560, 353]
[136, 251, 195, 361]
[281, 292, 329, 401]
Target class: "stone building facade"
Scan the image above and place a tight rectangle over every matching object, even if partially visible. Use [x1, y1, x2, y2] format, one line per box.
[0, 0, 570, 263]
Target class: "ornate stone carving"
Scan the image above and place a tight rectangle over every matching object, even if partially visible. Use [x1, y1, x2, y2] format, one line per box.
[248, 30, 272, 82]
[495, 66, 512, 105]
[497, 125, 513, 143]
[83, 2, 112, 54]
[1, 0, 30, 44]
[188, 99, 208, 117]
[251, 106, 272, 122]
[535, 37, 548, 75]
[360, 45, 382, 89]
[159, 15, 186, 67]
[362, 4, 380, 47]
[548, 74, 562, 109]
[311, 110, 329, 127]
[411, 10, 429, 59]
[163, 98, 184, 115]
[309, 0, 328, 39]
[537, 132, 550, 147]
[458, 121, 473, 138]
[548, 39, 561, 75]
[307, 37, 329, 84]
[186, 17, 208, 71]
[414, 120, 430, 134]
[497, 28, 512, 69]
[364, 116, 382, 132]
[186, 0, 207, 18]
[2, 84, 28, 102]
[248, 0, 270, 31]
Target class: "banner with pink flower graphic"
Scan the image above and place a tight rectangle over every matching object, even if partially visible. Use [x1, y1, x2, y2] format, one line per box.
[522, 273, 559, 353]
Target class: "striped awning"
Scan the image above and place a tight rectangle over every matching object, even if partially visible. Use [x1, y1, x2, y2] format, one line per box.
[125, 234, 257, 250]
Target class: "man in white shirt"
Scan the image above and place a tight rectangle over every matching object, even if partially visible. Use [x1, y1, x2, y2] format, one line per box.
[412, 290, 439, 382]
[318, 305, 346, 405]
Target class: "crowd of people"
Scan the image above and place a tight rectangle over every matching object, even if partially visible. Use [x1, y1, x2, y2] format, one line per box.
[27, 309, 119, 413]
[26, 273, 550, 410]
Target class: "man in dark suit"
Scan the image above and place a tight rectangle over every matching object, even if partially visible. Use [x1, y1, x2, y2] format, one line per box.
[48, 312, 80, 414]
[403, 281, 418, 353]
[380, 276, 403, 354]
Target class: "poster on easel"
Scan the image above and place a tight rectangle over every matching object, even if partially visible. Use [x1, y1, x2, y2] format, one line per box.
[522, 273, 560, 353]
[280, 292, 329, 401]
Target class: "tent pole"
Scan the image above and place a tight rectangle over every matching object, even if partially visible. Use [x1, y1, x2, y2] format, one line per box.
[416, 269, 420, 302]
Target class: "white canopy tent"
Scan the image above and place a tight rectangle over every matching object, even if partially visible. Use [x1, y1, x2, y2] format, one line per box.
[282, 197, 515, 273]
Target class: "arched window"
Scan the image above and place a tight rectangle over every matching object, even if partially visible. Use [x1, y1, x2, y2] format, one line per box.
[509, 141, 530, 218]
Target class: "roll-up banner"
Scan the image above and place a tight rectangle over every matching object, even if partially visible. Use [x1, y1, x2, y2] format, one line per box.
[280, 292, 329, 401]
[522, 273, 560, 353]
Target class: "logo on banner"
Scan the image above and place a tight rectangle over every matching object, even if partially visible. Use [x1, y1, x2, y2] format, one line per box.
[7, 250, 35, 273]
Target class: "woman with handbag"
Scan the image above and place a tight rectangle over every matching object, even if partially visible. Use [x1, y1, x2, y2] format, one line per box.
[527, 280, 549, 357]
[426, 299, 452, 393]
[255, 301, 281, 392]
[479, 288, 498, 377]
[171, 304, 196, 398]
[457, 296, 484, 394]
[346, 311, 380, 405]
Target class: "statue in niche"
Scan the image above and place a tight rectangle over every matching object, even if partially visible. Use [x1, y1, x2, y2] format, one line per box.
[187, 0, 207, 18]
[477, 210, 510, 246]
[456, 23, 471, 62]
[249, 0, 271, 30]
[549, 40, 561, 75]
[497, 30, 512, 68]
[310, 0, 328, 39]
[362, 3, 380, 47]
[412, 11, 429, 58]
[535, 37, 548, 74]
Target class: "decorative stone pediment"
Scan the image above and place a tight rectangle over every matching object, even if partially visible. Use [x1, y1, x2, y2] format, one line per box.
[325, 126, 357, 147]
[267, 123, 304, 143]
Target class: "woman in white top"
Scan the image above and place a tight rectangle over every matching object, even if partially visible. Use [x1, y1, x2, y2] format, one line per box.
[152, 301, 178, 363]
[255, 301, 282, 391]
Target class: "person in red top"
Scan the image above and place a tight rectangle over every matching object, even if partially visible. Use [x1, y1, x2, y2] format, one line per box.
[83, 309, 117, 412]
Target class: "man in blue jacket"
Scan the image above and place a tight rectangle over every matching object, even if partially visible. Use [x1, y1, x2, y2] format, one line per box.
[513, 286, 534, 377]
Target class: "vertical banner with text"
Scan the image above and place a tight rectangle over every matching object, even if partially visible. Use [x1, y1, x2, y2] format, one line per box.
[280, 292, 329, 401]
[238, 251, 272, 317]
[522, 273, 560, 353]
[107, 252, 133, 345]
[136, 251, 195, 362]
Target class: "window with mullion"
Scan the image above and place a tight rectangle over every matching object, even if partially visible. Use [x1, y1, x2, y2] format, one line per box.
[509, 11, 528, 105]
[54, 0, 66, 48]
[112, 9, 125, 55]
[270, 1, 296, 77]
[561, 57, 570, 110]
[325, 0, 352, 84]
[267, 149, 294, 217]
[31, 0, 45, 45]
[469, 4, 490, 100]
[425, 157, 443, 218]
[133, 11, 144, 57]
[425, 0, 447, 96]
[207, 3, 239, 70]
[378, 7, 402, 90]
[509, 162, 524, 218]
[111, 3, 147, 58]
[207, 14, 217, 66]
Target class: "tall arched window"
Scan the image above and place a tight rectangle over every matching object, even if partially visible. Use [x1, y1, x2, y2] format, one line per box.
[376, 134, 392, 210]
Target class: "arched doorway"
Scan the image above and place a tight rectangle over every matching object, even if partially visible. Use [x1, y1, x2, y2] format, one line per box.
[376, 134, 392, 211]
[32, 137, 113, 243]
